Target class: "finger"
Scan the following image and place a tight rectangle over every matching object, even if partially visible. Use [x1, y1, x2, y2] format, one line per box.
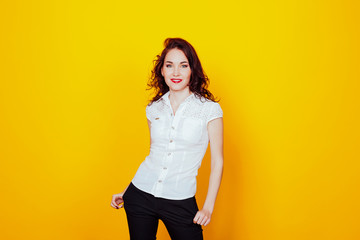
[198, 215, 205, 225]
[204, 218, 211, 226]
[200, 216, 208, 226]
[110, 202, 118, 209]
[113, 195, 123, 204]
[196, 214, 205, 224]
[193, 212, 200, 223]
[196, 213, 204, 224]
[111, 197, 123, 209]
[111, 198, 120, 207]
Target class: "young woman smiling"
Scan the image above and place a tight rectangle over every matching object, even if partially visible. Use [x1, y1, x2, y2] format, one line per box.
[111, 38, 224, 240]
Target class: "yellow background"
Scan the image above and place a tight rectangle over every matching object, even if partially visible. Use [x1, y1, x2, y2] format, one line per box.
[1, 0, 359, 239]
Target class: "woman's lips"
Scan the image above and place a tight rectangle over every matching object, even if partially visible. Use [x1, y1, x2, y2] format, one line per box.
[171, 79, 182, 83]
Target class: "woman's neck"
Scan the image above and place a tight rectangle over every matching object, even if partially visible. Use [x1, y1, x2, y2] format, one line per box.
[168, 89, 192, 106]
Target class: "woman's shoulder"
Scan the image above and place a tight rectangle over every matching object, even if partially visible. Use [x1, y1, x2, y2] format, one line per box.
[191, 96, 223, 122]
[193, 94, 221, 108]
[145, 98, 166, 119]
[145, 101, 160, 121]
[146, 98, 163, 108]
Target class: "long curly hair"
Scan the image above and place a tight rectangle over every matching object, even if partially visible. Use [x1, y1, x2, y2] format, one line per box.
[147, 38, 219, 104]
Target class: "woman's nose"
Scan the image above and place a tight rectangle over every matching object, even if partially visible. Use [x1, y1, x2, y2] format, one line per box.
[173, 67, 180, 76]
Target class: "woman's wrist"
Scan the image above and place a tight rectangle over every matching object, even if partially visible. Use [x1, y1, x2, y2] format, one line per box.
[202, 202, 214, 214]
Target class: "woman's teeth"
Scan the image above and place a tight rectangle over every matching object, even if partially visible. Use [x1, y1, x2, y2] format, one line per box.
[171, 79, 182, 83]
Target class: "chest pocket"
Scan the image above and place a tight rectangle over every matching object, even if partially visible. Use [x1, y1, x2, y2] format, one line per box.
[181, 118, 203, 144]
[151, 117, 168, 141]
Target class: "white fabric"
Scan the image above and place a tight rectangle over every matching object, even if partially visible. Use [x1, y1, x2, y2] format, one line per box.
[131, 91, 223, 200]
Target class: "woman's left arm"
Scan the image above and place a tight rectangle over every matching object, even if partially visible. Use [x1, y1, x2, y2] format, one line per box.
[193, 117, 224, 226]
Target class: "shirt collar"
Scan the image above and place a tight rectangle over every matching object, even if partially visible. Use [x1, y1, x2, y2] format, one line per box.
[161, 91, 195, 106]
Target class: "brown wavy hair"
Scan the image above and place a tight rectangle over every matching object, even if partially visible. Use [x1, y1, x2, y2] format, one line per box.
[147, 38, 219, 104]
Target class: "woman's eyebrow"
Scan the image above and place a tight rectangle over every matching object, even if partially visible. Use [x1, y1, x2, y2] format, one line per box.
[165, 61, 189, 64]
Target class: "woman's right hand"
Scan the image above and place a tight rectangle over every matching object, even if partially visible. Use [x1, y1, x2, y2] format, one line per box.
[111, 184, 130, 209]
[111, 192, 125, 209]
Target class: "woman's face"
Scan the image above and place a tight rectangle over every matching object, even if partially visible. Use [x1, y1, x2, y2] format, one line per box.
[161, 48, 191, 93]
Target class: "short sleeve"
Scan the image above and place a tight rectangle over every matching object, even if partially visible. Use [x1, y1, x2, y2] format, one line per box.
[145, 104, 152, 121]
[206, 102, 223, 125]
[145, 103, 156, 122]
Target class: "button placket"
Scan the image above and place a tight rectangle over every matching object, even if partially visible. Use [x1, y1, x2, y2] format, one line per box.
[155, 98, 189, 197]
[154, 180, 163, 196]
[168, 104, 185, 139]
[157, 158, 170, 188]
[168, 112, 177, 150]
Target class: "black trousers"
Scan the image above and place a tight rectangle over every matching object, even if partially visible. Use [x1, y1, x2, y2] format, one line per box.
[123, 182, 203, 240]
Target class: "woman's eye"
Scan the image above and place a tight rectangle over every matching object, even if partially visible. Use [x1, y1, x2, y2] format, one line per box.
[181, 65, 188, 68]
[166, 64, 172, 68]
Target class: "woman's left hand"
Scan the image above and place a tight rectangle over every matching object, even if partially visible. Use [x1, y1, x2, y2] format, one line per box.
[193, 208, 212, 226]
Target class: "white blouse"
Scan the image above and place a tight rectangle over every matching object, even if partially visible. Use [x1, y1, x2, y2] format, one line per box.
[131, 91, 223, 200]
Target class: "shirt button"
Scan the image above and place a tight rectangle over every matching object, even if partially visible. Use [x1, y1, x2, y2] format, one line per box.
[163, 167, 167, 170]
[171, 126, 175, 129]
[170, 139, 173, 143]
[158, 180, 162, 183]
[168, 152, 171, 156]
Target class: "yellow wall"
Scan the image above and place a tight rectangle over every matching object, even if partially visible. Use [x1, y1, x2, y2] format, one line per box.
[1, 0, 359, 239]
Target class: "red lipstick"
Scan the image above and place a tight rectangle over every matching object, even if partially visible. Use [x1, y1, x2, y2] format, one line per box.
[171, 78, 182, 83]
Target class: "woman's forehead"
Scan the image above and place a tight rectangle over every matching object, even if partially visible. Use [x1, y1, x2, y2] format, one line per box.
[165, 49, 188, 62]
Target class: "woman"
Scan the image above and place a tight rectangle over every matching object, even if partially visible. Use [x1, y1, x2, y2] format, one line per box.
[111, 38, 224, 240]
